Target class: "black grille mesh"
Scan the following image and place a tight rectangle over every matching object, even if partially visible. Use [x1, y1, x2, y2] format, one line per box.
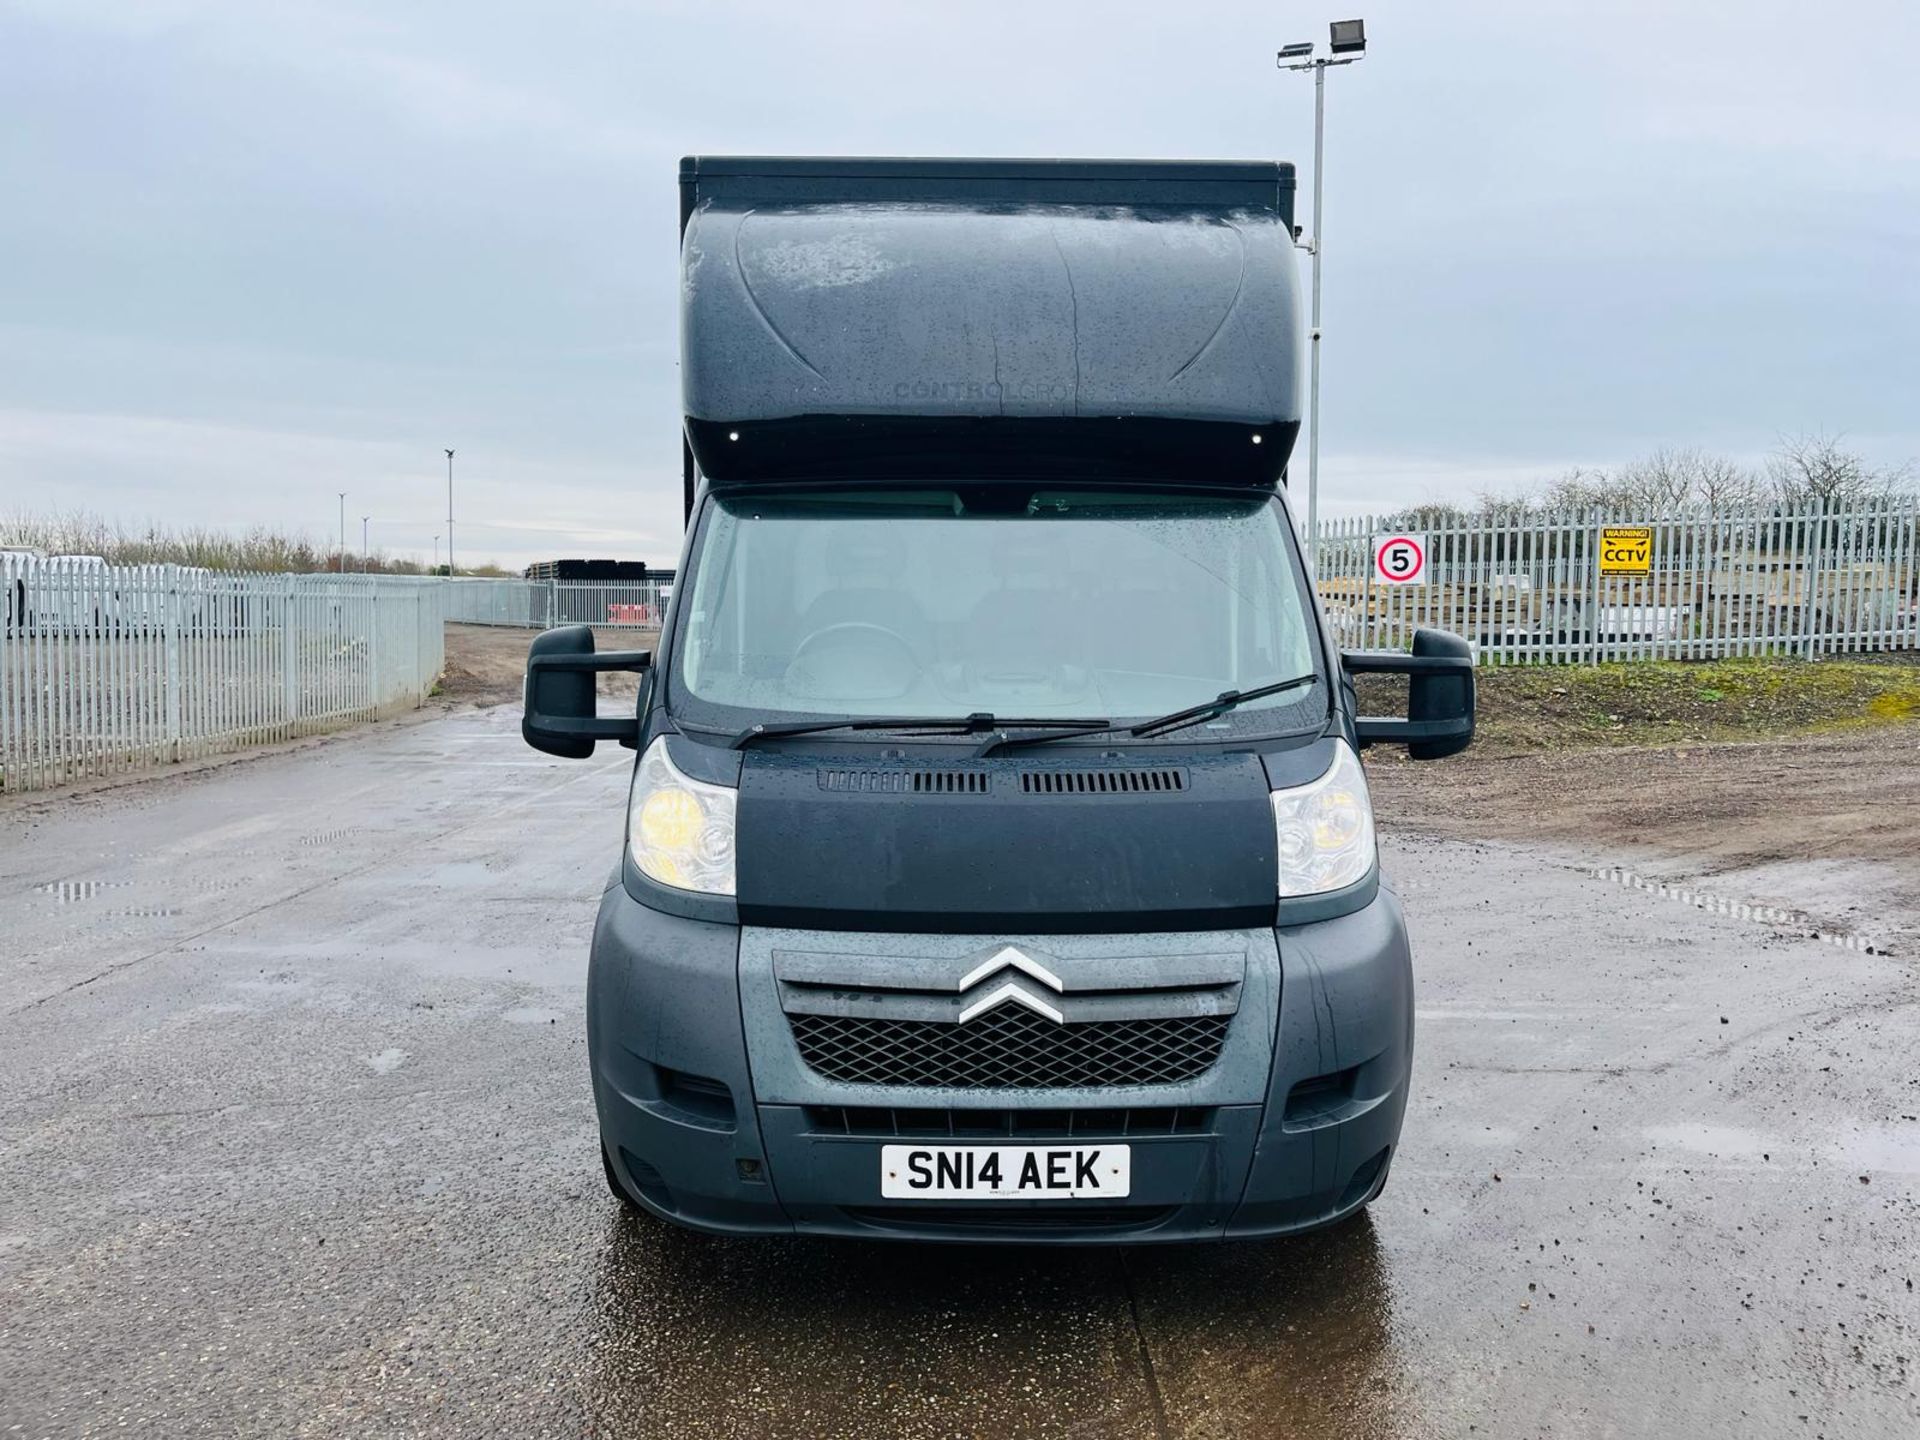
[789, 1007, 1230, 1088]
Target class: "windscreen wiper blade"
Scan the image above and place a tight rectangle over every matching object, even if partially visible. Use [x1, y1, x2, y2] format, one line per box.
[972, 720, 1117, 756]
[729, 713, 1105, 750]
[1127, 672, 1322, 739]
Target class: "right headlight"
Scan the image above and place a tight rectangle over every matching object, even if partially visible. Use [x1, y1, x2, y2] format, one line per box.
[628, 737, 737, 896]
[1271, 741, 1376, 897]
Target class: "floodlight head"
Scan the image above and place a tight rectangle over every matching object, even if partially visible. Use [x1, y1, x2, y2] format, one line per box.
[1329, 18, 1366, 54]
[1278, 41, 1315, 60]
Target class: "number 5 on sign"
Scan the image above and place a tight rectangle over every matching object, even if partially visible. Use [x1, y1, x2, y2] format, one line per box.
[1373, 533, 1427, 585]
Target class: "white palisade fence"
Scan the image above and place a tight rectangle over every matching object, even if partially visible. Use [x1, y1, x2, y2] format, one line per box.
[1, 559, 445, 794]
[442, 577, 549, 628]
[8, 502, 1916, 794]
[1314, 500, 1920, 664]
[441, 577, 672, 630]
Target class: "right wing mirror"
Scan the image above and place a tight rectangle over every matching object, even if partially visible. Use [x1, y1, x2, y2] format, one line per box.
[1343, 628, 1476, 761]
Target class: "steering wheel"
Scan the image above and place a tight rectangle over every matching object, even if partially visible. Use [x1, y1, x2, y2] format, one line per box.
[785, 621, 921, 700]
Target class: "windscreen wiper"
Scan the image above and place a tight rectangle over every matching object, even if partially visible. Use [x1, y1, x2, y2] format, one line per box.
[1126, 672, 1322, 739]
[730, 713, 1106, 750]
[981, 673, 1323, 753]
[972, 720, 1117, 756]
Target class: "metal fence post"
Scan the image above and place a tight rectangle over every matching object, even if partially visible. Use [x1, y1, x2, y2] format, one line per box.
[1802, 508, 1826, 660]
[282, 575, 298, 732]
[369, 574, 381, 712]
[1585, 509, 1601, 666]
[163, 563, 182, 761]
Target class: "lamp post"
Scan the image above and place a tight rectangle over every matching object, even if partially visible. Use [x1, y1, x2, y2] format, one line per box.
[362, 516, 370, 574]
[445, 449, 455, 576]
[434, 534, 441, 573]
[1279, 18, 1368, 574]
[337, 492, 347, 574]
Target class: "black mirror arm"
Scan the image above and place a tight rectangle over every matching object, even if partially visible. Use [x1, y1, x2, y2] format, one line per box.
[526, 650, 651, 675]
[1340, 651, 1474, 677]
[1352, 714, 1474, 744]
[533, 714, 644, 741]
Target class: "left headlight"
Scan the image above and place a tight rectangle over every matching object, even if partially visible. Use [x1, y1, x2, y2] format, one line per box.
[628, 737, 737, 896]
[1271, 741, 1376, 897]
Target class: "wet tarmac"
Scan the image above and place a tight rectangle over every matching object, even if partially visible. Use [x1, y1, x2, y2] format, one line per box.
[2, 706, 1916, 1438]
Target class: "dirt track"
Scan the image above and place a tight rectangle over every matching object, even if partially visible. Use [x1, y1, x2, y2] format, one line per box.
[1368, 727, 1920, 951]
[1368, 726, 1920, 868]
[440, 622, 656, 707]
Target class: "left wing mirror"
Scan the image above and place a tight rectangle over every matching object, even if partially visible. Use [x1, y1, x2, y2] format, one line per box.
[523, 625, 651, 758]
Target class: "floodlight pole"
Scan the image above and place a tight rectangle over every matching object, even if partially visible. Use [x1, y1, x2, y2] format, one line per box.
[1281, 36, 1364, 576]
[1307, 58, 1326, 573]
[337, 492, 347, 574]
[445, 449, 456, 577]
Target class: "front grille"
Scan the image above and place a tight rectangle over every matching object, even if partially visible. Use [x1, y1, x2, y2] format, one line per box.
[789, 1007, 1230, 1089]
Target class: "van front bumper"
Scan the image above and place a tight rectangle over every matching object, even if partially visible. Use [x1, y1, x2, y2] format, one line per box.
[587, 882, 1413, 1243]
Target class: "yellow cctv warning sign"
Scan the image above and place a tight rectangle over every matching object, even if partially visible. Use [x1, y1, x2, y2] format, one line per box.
[1599, 527, 1653, 576]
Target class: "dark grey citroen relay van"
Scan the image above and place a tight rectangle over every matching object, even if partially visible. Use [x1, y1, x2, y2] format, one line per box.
[522, 157, 1474, 1242]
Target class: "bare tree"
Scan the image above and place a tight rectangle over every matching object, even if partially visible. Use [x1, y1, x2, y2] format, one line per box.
[1686, 450, 1765, 509]
[1615, 450, 1695, 510]
[1381, 500, 1476, 531]
[1341, 439, 1907, 528]
[1768, 432, 1916, 510]
[0, 508, 438, 574]
[1468, 486, 1537, 525]
[1596, 449, 1762, 511]
[1538, 466, 1616, 511]
[1517, 451, 1764, 512]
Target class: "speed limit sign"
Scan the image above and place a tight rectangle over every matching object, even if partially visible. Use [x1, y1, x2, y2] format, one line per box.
[1373, 533, 1427, 585]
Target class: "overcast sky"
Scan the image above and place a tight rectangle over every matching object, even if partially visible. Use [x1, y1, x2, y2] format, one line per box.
[2, 0, 1916, 570]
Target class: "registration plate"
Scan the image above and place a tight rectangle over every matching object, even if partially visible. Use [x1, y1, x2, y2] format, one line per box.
[879, 1144, 1131, 1200]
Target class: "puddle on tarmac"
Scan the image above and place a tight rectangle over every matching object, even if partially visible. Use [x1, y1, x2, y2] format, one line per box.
[1589, 864, 1893, 955]
[582, 1210, 1422, 1438]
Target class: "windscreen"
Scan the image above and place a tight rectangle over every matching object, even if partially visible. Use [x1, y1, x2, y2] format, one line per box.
[671, 487, 1321, 735]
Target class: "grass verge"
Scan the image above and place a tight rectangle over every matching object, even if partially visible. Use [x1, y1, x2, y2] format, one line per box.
[1364, 652, 1920, 755]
